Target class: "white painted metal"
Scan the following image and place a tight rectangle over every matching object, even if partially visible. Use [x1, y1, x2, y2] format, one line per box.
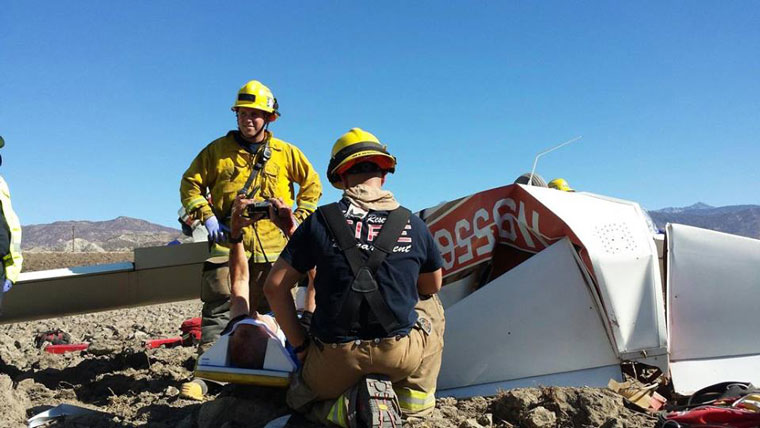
[438, 365, 622, 399]
[669, 354, 760, 395]
[667, 223, 760, 394]
[438, 238, 619, 391]
[18, 263, 133, 281]
[1, 242, 209, 324]
[437, 273, 478, 309]
[523, 187, 667, 366]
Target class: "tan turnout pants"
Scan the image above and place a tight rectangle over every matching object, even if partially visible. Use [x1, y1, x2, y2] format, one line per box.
[287, 295, 445, 425]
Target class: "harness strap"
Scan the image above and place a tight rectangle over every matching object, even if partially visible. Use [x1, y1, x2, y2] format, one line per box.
[238, 138, 272, 199]
[320, 203, 364, 275]
[318, 203, 411, 336]
[365, 208, 410, 272]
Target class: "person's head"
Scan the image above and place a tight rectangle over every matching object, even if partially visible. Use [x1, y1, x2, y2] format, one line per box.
[228, 324, 271, 369]
[231, 80, 280, 143]
[326, 128, 396, 190]
[548, 178, 575, 192]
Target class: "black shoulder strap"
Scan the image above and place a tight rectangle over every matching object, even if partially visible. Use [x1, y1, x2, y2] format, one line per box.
[238, 139, 272, 198]
[319, 203, 412, 336]
[365, 207, 411, 272]
[319, 203, 364, 274]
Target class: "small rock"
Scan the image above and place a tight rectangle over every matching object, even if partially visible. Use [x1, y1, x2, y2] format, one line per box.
[87, 342, 116, 356]
[477, 413, 493, 427]
[459, 418, 483, 428]
[132, 331, 150, 340]
[440, 404, 460, 419]
[521, 406, 556, 428]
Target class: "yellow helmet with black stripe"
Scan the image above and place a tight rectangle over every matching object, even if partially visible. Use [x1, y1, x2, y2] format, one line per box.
[231, 80, 280, 122]
[327, 128, 396, 189]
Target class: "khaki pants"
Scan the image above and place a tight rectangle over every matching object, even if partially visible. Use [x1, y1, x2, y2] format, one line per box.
[287, 295, 445, 424]
[198, 260, 272, 354]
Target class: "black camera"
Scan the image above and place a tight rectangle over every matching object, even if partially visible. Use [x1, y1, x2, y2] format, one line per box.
[245, 201, 272, 218]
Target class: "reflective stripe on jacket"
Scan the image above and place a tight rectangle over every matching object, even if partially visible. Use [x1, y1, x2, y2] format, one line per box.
[0, 177, 22, 283]
[180, 131, 322, 261]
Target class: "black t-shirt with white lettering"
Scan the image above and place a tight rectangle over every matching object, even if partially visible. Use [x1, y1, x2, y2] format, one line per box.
[280, 198, 443, 342]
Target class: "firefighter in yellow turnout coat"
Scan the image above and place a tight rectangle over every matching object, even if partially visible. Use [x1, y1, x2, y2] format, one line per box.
[0, 136, 23, 316]
[180, 81, 321, 362]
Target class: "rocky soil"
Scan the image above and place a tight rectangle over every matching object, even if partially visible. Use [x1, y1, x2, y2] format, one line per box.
[0, 253, 658, 427]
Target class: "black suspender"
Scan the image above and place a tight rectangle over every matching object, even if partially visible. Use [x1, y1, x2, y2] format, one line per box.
[319, 203, 411, 336]
[238, 139, 272, 199]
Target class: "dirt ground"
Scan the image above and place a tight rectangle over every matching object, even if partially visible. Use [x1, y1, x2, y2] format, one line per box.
[0, 253, 659, 427]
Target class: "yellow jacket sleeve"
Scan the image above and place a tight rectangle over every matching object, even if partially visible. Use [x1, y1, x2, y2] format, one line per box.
[286, 145, 322, 223]
[0, 177, 22, 283]
[180, 144, 215, 221]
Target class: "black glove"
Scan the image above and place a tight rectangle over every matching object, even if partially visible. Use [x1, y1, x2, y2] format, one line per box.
[298, 311, 313, 331]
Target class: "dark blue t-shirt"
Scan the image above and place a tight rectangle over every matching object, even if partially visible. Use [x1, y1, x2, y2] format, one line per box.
[280, 198, 443, 343]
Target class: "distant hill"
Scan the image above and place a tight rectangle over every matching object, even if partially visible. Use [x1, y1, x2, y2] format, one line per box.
[649, 203, 760, 239]
[22, 216, 185, 252]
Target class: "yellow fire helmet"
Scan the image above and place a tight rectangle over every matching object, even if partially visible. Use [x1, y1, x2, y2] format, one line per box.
[327, 127, 397, 189]
[231, 80, 280, 122]
[548, 178, 575, 192]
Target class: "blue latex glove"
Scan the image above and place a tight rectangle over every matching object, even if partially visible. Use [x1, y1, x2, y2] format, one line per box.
[204, 216, 227, 244]
[2, 279, 11, 293]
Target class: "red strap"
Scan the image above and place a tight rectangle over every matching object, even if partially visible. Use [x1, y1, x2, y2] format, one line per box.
[44, 343, 90, 354]
[144, 337, 184, 349]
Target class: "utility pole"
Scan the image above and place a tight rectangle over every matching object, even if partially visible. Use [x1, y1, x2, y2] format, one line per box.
[72, 225, 75, 252]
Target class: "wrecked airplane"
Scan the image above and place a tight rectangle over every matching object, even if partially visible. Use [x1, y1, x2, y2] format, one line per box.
[2, 183, 759, 397]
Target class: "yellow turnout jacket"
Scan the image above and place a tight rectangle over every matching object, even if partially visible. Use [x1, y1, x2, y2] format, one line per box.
[181, 131, 321, 262]
[0, 176, 22, 283]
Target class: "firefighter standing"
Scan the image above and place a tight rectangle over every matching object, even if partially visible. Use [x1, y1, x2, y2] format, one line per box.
[264, 128, 445, 426]
[179, 81, 321, 399]
[0, 136, 23, 316]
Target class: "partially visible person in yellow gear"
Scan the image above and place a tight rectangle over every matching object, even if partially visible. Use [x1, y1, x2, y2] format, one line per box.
[548, 178, 575, 192]
[265, 128, 445, 426]
[179, 81, 321, 400]
[0, 136, 23, 317]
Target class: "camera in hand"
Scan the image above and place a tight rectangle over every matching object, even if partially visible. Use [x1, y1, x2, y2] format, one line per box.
[245, 201, 272, 219]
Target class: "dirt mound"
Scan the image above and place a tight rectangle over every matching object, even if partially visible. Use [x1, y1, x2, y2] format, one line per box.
[1, 253, 658, 427]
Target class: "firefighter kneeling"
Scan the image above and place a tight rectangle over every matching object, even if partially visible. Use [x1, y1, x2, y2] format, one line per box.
[264, 128, 445, 427]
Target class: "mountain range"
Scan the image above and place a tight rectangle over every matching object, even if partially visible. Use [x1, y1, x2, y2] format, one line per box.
[20, 202, 759, 252]
[22, 216, 184, 252]
[648, 203, 760, 239]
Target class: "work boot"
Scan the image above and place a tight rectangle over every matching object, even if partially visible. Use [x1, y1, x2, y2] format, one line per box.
[350, 375, 402, 428]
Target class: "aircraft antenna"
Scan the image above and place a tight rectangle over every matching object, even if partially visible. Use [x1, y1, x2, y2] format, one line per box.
[529, 136, 582, 186]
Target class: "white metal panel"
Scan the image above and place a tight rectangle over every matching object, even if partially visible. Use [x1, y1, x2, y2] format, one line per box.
[438, 238, 619, 391]
[670, 355, 760, 395]
[668, 223, 760, 393]
[1, 243, 208, 323]
[437, 274, 478, 309]
[438, 365, 622, 399]
[18, 263, 133, 281]
[524, 187, 667, 358]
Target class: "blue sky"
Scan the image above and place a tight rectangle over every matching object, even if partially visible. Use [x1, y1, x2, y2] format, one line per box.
[2, 2, 758, 227]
